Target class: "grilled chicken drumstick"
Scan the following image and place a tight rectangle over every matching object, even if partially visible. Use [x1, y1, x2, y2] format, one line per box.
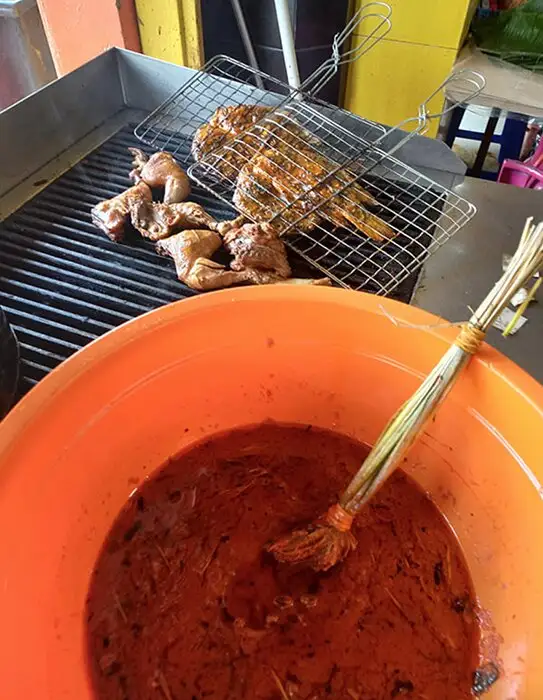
[91, 181, 151, 242]
[129, 148, 191, 204]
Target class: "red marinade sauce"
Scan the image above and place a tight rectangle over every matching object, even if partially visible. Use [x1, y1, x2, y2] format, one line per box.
[86, 423, 479, 699]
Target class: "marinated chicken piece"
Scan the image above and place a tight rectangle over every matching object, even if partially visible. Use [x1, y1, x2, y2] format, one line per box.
[129, 148, 191, 204]
[253, 142, 378, 209]
[214, 215, 247, 236]
[129, 200, 218, 241]
[91, 181, 152, 242]
[233, 164, 321, 234]
[193, 105, 395, 241]
[247, 147, 394, 241]
[223, 222, 291, 279]
[222, 222, 330, 286]
[232, 146, 393, 241]
[158, 225, 329, 290]
[156, 230, 252, 291]
[273, 277, 331, 286]
[198, 140, 258, 185]
[191, 105, 272, 163]
[191, 105, 315, 183]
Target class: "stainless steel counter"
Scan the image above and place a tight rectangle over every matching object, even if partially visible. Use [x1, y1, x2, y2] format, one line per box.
[413, 177, 543, 383]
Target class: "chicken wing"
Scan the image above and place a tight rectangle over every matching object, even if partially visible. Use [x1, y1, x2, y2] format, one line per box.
[129, 148, 191, 204]
[129, 200, 219, 241]
[156, 229, 252, 291]
[91, 181, 152, 241]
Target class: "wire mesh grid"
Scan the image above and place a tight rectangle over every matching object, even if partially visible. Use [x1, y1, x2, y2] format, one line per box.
[135, 55, 477, 295]
[187, 99, 476, 295]
[134, 55, 387, 167]
[288, 168, 473, 295]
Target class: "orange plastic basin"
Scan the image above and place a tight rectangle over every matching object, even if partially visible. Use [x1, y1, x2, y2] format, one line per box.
[0, 287, 542, 699]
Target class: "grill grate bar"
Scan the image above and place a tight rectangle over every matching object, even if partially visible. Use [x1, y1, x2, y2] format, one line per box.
[0, 259, 154, 317]
[0, 125, 234, 396]
[0, 124, 422, 399]
[0, 275, 136, 326]
[14, 336, 67, 368]
[2, 304, 97, 343]
[21, 357, 55, 381]
[0, 295, 111, 335]
[27, 197, 113, 219]
[48, 178, 125, 201]
[6, 217, 188, 288]
[12, 324, 82, 355]
[0, 236, 179, 304]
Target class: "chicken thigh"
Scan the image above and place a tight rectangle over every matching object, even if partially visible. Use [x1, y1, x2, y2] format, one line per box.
[222, 222, 330, 286]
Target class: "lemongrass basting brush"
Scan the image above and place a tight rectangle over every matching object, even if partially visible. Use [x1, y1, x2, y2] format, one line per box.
[268, 217, 543, 572]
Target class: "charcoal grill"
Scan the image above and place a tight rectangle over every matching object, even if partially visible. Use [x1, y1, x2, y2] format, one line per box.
[0, 48, 470, 398]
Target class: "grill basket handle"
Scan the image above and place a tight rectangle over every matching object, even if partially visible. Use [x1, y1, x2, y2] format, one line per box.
[300, 2, 392, 97]
[372, 69, 487, 158]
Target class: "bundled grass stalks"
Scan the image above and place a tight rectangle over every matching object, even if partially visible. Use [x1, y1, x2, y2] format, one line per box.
[268, 218, 543, 572]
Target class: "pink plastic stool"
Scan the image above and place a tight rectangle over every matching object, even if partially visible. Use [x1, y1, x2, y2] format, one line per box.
[498, 136, 543, 189]
[498, 160, 543, 189]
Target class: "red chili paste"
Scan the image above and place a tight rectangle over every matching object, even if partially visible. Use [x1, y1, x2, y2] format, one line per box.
[87, 423, 480, 699]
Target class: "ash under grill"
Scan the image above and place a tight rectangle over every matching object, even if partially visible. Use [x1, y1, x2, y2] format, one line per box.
[0, 126, 434, 397]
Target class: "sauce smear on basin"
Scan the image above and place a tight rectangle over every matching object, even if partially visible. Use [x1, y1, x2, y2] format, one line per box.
[87, 424, 478, 699]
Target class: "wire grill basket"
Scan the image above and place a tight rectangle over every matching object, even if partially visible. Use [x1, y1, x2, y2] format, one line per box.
[189, 109, 477, 294]
[135, 1, 393, 165]
[135, 4, 485, 295]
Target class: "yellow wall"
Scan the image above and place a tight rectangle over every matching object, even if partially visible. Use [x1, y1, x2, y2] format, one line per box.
[135, 0, 203, 68]
[344, 0, 478, 137]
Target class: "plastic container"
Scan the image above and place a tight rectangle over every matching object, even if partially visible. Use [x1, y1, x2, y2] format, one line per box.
[0, 286, 541, 699]
[0, 0, 56, 110]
